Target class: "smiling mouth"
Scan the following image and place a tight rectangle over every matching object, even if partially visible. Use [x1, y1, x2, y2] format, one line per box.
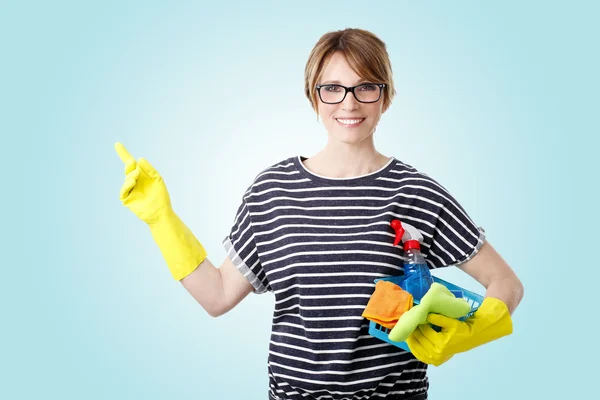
[336, 118, 365, 127]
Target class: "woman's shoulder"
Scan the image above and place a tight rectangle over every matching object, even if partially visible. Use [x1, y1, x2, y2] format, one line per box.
[388, 157, 436, 184]
[388, 157, 454, 199]
[254, 156, 298, 179]
[243, 156, 301, 190]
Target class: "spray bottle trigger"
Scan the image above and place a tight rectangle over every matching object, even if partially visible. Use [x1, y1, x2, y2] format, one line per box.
[390, 219, 405, 247]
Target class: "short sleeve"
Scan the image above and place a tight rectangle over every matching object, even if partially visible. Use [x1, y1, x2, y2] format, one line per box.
[421, 182, 486, 269]
[222, 193, 270, 294]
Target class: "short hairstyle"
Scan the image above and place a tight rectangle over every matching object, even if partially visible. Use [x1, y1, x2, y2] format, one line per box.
[304, 28, 396, 114]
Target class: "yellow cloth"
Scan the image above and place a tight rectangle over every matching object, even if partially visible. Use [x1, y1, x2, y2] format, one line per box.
[388, 282, 471, 343]
[115, 142, 207, 280]
[363, 281, 413, 329]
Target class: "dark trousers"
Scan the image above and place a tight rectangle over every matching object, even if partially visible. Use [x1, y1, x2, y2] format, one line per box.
[269, 392, 427, 400]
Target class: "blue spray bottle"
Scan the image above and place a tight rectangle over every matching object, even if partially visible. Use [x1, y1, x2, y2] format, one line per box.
[391, 219, 434, 301]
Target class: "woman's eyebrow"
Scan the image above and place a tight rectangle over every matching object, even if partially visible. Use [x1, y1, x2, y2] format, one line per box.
[320, 79, 369, 85]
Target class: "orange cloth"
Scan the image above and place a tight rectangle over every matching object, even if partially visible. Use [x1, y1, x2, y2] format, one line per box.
[362, 280, 414, 329]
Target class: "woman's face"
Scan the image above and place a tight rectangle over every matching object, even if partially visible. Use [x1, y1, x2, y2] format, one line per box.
[317, 52, 385, 145]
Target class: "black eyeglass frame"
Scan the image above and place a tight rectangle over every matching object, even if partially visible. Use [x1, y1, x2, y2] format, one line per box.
[315, 83, 386, 104]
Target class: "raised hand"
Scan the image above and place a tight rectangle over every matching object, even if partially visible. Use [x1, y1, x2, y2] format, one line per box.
[114, 142, 172, 224]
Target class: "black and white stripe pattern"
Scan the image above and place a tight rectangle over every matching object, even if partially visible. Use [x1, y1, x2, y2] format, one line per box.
[223, 156, 485, 400]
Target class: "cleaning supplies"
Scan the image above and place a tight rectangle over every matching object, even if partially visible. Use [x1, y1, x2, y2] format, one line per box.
[390, 220, 434, 301]
[388, 282, 471, 342]
[406, 297, 513, 366]
[362, 280, 413, 329]
[115, 142, 208, 280]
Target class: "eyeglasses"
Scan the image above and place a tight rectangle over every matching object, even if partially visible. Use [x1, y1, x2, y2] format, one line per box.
[315, 83, 386, 104]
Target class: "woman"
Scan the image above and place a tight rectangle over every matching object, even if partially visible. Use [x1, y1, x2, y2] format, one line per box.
[115, 28, 524, 400]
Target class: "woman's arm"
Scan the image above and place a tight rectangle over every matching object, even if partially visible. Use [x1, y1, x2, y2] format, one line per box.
[457, 241, 524, 315]
[180, 256, 254, 318]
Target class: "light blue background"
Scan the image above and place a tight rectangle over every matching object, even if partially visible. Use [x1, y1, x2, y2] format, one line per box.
[2, 1, 598, 399]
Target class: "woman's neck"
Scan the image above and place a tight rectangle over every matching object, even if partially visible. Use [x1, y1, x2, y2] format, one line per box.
[302, 141, 391, 179]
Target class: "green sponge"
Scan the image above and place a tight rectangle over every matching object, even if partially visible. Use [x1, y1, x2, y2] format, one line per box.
[388, 282, 471, 343]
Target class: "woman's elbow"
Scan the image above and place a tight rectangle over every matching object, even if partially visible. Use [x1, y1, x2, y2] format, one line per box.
[204, 303, 226, 318]
[514, 276, 525, 305]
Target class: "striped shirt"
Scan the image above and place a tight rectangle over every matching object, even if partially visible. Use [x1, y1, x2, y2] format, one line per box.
[222, 155, 485, 400]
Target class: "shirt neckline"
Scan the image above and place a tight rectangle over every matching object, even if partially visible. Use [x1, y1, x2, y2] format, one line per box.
[292, 155, 397, 186]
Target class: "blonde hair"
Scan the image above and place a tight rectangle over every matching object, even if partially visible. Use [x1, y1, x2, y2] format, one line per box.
[304, 28, 396, 114]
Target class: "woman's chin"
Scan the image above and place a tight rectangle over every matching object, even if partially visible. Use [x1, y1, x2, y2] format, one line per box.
[329, 129, 373, 145]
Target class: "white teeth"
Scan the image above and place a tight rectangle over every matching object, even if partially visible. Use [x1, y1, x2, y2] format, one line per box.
[337, 119, 364, 125]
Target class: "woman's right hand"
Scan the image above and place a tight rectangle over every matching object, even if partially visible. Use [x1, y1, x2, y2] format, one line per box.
[114, 142, 173, 224]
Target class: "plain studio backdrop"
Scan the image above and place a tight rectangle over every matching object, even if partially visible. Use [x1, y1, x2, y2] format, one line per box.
[1, 1, 597, 399]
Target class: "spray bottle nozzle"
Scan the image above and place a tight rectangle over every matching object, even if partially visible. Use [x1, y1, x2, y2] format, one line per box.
[390, 219, 424, 247]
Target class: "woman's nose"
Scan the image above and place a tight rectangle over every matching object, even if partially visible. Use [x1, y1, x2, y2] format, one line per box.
[341, 90, 359, 111]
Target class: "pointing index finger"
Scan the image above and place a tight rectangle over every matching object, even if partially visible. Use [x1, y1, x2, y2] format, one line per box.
[114, 142, 135, 165]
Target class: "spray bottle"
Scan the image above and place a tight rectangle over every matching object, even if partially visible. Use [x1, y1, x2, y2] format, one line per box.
[390, 219, 434, 301]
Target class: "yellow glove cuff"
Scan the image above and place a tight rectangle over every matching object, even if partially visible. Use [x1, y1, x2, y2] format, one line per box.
[467, 297, 513, 347]
[442, 297, 513, 356]
[148, 211, 207, 281]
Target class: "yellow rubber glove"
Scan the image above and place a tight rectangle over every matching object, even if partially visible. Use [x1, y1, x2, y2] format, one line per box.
[115, 142, 207, 280]
[406, 297, 513, 366]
